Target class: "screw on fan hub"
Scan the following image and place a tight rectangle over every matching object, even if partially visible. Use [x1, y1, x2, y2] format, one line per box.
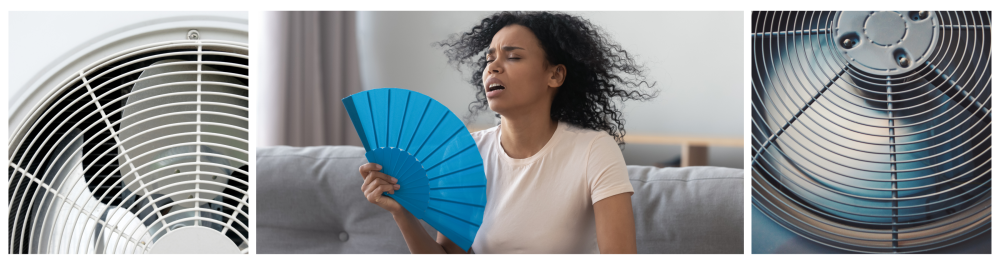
[187, 29, 200, 40]
[835, 11, 937, 75]
[897, 56, 910, 67]
[911, 11, 930, 21]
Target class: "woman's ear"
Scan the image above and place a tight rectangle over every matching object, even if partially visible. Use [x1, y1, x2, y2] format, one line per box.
[547, 64, 567, 88]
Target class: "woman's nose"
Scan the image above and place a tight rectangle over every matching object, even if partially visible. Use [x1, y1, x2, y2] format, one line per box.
[486, 60, 503, 74]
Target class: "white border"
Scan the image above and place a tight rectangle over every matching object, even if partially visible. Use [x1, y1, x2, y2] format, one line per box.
[3, 0, 998, 264]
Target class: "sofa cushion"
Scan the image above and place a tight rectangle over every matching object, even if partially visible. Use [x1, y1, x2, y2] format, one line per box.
[256, 145, 437, 254]
[628, 165, 744, 254]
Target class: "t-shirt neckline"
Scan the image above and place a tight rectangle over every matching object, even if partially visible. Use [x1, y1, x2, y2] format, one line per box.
[496, 121, 565, 166]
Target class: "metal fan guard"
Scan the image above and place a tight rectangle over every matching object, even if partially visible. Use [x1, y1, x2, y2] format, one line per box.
[8, 40, 249, 254]
[751, 11, 991, 253]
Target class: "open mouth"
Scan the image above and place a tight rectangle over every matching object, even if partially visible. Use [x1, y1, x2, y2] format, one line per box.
[487, 83, 505, 92]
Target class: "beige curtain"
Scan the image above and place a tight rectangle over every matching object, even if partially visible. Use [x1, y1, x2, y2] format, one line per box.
[260, 11, 363, 147]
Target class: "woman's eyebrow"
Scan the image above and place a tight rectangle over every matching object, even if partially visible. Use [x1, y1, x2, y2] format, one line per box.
[486, 46, 526, 55]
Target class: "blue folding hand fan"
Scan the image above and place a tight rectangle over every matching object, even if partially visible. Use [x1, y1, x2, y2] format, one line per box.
[343, 88, 486, 251]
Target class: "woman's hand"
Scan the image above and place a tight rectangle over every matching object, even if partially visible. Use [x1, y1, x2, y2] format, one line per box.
[359, 163, 403, 213]
[359, 163, 453, 254]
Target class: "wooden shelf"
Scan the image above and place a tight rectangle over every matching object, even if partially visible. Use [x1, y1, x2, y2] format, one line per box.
[468, 126, 743, 167]
[623, 134, 743, 148]
[469, 126, 743, 147]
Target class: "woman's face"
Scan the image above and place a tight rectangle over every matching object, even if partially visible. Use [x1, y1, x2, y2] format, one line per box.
[482, 24, 565, 117]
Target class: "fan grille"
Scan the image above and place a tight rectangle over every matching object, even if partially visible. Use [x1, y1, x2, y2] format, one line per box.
[8, 40, 249, 254]
[751, 11, 991, 253]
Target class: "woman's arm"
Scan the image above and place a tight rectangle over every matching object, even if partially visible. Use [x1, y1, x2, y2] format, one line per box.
[593, 192, 637, 254]
[359, 163, 468, 254]
[586, 134, 638, 254]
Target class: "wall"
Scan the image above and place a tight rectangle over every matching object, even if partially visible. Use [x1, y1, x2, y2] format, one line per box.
[356, 11, 744, 168]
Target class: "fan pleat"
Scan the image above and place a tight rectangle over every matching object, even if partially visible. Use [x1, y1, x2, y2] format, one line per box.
[408, 110, 449, 159]
[428, 164, 483, 181]
[400, 98, 431, 152]
[388, 90, 409, 148]
[394, 158, 424, 186]
[424, 205, 482, 249]
[424, 143, 478, 172]
[368, 90, 389, 147]
[367, 148, 429, 219]
[415, 115, 465, 161]
[344, 93, 376, 151]
[429, 189, 487, 207]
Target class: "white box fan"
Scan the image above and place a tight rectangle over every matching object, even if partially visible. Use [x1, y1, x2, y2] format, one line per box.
[8, 12, 249, 254]
[751, 11, 990, 253]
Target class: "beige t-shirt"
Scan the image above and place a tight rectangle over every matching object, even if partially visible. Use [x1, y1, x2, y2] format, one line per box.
[468, 121, 633, 254]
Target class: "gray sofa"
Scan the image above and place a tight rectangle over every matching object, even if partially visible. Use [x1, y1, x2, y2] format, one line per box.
[257, 145, 743, 254]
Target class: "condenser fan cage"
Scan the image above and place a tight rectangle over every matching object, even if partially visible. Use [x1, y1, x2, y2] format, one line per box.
[751, 11, 991, 253]
[8, 40, 249, 254]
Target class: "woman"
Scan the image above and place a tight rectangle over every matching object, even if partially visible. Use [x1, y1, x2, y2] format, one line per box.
[358, 11, 656, 254]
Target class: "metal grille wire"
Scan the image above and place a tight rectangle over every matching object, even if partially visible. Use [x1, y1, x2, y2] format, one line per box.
[751, 11, 991, 253]
[8, 40, 249, 254]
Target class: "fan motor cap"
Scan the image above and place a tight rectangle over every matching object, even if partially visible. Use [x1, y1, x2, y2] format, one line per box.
[836, 11, 937, 75]
[148, 226, 240, 254]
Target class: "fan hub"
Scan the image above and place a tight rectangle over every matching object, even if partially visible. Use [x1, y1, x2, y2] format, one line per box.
[836, 11, 938, 75]
[148, 226, 240, 254]
[864, 12, 907, 45]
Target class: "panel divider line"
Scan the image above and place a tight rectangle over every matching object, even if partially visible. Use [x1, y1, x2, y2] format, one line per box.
[195, 41, 202, 227]
[888, 76, 899, 252]
[752, 28, 829, 37]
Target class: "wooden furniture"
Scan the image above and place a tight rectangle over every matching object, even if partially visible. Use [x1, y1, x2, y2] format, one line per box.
[625, 134, 742, 167]
[469, 126, 743, 167]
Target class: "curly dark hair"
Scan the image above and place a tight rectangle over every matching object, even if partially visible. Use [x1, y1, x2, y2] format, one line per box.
[438, 11, 657, 146]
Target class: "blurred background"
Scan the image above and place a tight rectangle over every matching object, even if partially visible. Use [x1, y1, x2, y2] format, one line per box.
[257, 11, 744, 168]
